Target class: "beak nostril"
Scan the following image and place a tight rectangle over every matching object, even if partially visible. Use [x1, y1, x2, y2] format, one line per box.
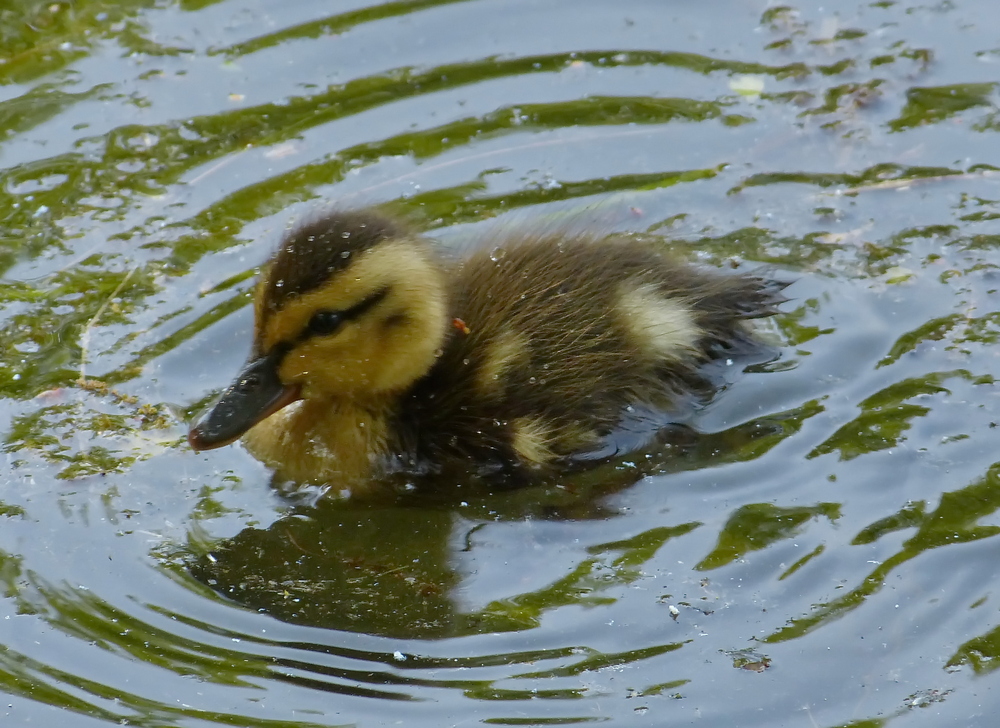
[237, 374, 261, 391]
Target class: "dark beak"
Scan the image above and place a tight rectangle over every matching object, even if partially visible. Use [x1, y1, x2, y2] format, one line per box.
[188, 348, 301, 451]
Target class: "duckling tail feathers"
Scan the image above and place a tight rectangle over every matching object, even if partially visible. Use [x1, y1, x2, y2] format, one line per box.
[727, 274, 792, 320]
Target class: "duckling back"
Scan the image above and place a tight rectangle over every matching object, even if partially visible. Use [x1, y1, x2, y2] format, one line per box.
[397, 230, 785, 475]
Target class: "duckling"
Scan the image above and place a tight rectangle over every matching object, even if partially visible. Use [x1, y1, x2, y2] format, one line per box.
[188, 209, 785, 494]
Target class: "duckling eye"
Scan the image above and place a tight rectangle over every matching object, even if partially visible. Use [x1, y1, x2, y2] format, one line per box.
[306, 310, 345, 337]
[300, 287, 390, 340]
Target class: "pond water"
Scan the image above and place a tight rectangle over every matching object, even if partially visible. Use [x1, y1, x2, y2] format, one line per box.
[2, 0, 1000, 725]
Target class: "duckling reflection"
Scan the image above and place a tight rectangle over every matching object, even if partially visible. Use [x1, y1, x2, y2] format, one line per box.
[188, 209, 786, 493]
[189, 407, 808, 639]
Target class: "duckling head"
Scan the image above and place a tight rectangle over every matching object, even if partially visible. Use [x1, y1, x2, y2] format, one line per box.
[188, 211, 448, 451]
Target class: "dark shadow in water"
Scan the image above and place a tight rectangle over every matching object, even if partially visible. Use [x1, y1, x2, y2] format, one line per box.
[188, 364, 820, 639]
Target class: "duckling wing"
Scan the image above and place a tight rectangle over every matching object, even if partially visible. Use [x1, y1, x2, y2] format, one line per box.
[400, 233, 783, 473]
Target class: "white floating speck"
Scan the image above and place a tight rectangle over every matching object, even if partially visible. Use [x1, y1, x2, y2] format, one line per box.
[729, 75, 765, 98]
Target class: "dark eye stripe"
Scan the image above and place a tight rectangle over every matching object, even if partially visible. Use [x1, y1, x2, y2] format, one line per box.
[301, 286, 390, 341]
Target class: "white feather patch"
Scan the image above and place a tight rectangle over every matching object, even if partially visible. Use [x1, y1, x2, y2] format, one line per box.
[618, 284, 701, 360]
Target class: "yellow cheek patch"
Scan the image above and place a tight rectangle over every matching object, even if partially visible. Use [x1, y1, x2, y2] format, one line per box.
[277, 330, 375, 391]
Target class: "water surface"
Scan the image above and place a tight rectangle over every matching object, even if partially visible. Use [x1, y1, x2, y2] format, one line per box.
[2, 0, 1000, 726]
